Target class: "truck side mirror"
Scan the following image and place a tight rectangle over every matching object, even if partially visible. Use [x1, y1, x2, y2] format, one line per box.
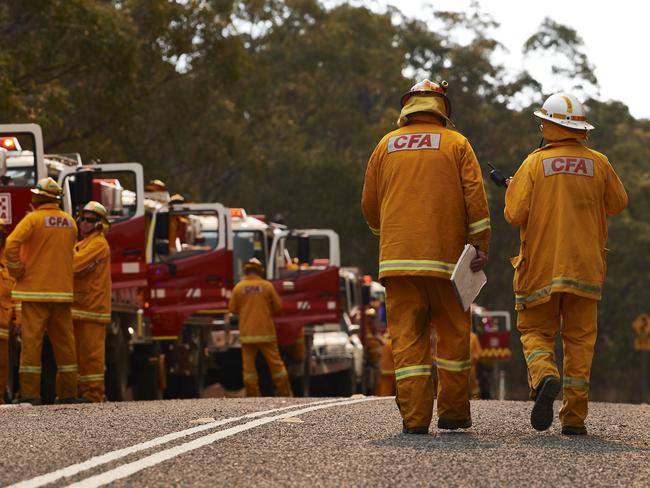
[71, 168, 94, 214]
[297, 235, 310, 264]
[361, 284, 371, 306]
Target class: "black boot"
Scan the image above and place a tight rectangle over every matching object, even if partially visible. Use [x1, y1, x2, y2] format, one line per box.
[530, 376, 561, 431]
[561, 425, 587, 435]
[402, 426, 429, 435]
[437, 417, 472, 430]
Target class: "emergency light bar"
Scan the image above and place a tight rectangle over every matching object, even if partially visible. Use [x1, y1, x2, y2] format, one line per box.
[230, 208, 247, 220]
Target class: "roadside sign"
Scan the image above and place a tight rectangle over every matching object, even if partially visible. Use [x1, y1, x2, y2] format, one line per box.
[633, 313, 650, 351]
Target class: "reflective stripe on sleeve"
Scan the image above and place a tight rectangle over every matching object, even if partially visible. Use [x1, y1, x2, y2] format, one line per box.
[6, 261, 22, 269]
[79, 373, 105, 382]
[272, 370, 288, 378]
[563, 376, 590, 390]
[394, 364, 432, 381]
[525, 350, 554, 366]
[19, 365, 42, 374]
[57, 364, 78, 373]
[0, 329, 8, 339]
[436, 357, 471, 372]
[368, 225, 380, 236]
[468, 217, 491, 235]
[379, 260, 456, 275]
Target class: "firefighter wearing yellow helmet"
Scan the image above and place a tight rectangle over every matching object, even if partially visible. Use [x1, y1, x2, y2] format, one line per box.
[0, 218, 15, 403]
[5, 177, 79, 404]
[362, 79, 490, 434]
[505, 92, 628, 435]
[228, 258, 292, 397]
[72, 201, 111, 402]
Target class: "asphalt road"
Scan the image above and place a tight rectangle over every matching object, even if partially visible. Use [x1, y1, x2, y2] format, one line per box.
[1, 397, 649, 487]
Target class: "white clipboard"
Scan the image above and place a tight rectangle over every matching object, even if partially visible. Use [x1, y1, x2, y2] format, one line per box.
[450, 244, 487, 311]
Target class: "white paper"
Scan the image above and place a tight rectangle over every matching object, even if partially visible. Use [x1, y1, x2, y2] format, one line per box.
[450, 244, 487, 311]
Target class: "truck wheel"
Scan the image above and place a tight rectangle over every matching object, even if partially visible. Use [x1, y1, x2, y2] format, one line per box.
[331, 367, 355, 397]
[215, 349, 243, 392]
[132, 343, 162, 401]
[105, 318, 129, 401]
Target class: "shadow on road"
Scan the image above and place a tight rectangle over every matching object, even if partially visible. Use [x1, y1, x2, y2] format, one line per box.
[521, 435, 649, 453]
[371, 432, 501, 451]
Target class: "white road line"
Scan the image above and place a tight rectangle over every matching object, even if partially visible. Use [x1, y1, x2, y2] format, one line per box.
[67, 397, 387, 488]
[8, 398, 348, 488]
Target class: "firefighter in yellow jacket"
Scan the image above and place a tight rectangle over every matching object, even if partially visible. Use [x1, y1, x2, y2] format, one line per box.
[5, 177, 79, 404]
[362, 79, 490, 434]
[0, 219, 15, 403]
[72, 201, 112, 402]
[229, 258, 292, 397]
[505, 92, 628, 435]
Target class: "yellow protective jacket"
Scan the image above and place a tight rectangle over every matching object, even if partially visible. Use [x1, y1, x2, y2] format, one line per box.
[72, 230, 112, 323]
[505, 140, 628, 310]
[362, 113, 491, 280]
[229, 274, 282, 344]
[5, 203, 77, 302]
[0, 260, 15, 338]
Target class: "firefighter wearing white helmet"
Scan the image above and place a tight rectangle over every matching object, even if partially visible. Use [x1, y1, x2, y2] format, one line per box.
[505, 92, 628, 435]
[5, 177, 79, 404]
[362, 79, 491, 434]
[72, 201, 111, 402]
[0, 218, 15, 404]
[228, 258, 292, 397]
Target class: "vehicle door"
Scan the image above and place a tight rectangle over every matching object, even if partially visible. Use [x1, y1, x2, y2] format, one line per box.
[59, 163, 148, 310]
[146, 203, 233, 338]
[268, 229, 341, 346]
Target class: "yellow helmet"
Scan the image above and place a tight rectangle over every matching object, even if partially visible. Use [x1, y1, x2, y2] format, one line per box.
[82, 201, 108, 222]
[145, 179, 167, 192]
[31, 177, 62, 200]
[243, 257, 264, 274]
[400, 79, 451, 116]
[169, 193, 185, 205]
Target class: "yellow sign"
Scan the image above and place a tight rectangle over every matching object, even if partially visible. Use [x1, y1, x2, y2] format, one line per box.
[633, 313, 650, 351]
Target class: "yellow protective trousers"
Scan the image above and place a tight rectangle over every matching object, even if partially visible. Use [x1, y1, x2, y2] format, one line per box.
[20, 302, 77, 400]
[517, 292, 597, 428]
[241, 342, 292, 397]
[0, 326, 8, 404]
[385, 276, 471, 429]
[73, 320, 105, 402]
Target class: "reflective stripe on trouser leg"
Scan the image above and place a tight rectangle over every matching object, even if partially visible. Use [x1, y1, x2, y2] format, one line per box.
[428, 278, 471, 421]
[559, 294, 597, 428]
[241, 344, 261, 397]
[516, 294, 561, 397]
[0, 336, 8, 404]
[19, 302, 48, 400]
[46, 303, 78, 399]
[384, 276, 434, 429]
[259, 342, 293, 397]
[74, 320, 106, 402]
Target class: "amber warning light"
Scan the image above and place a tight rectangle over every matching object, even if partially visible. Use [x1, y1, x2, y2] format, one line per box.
[0, 137, 20, 151]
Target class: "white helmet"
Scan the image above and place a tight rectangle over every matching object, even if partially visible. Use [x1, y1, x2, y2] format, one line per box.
[534, 93, 594, 131]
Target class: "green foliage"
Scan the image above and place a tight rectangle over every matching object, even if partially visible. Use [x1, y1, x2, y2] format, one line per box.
[0, 0, 647, 401]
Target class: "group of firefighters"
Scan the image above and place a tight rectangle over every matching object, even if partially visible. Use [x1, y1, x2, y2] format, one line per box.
[0, 177, 111, 404]
[0, 77, 629, 439]
[362, 79, 627, 436]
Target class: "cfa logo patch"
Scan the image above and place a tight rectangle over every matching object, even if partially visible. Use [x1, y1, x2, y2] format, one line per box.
[543, 157, 594, 177]
[44, 215, 72, 228]
[243, 285, 263, 294]
[387, 133, 441, 153]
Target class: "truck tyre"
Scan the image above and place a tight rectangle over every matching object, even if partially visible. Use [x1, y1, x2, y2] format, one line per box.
[132, 343, 163, 401]
[215, 349, 243, 392]
[105, 317, 129, 401]
[331, 367, 355, 397]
